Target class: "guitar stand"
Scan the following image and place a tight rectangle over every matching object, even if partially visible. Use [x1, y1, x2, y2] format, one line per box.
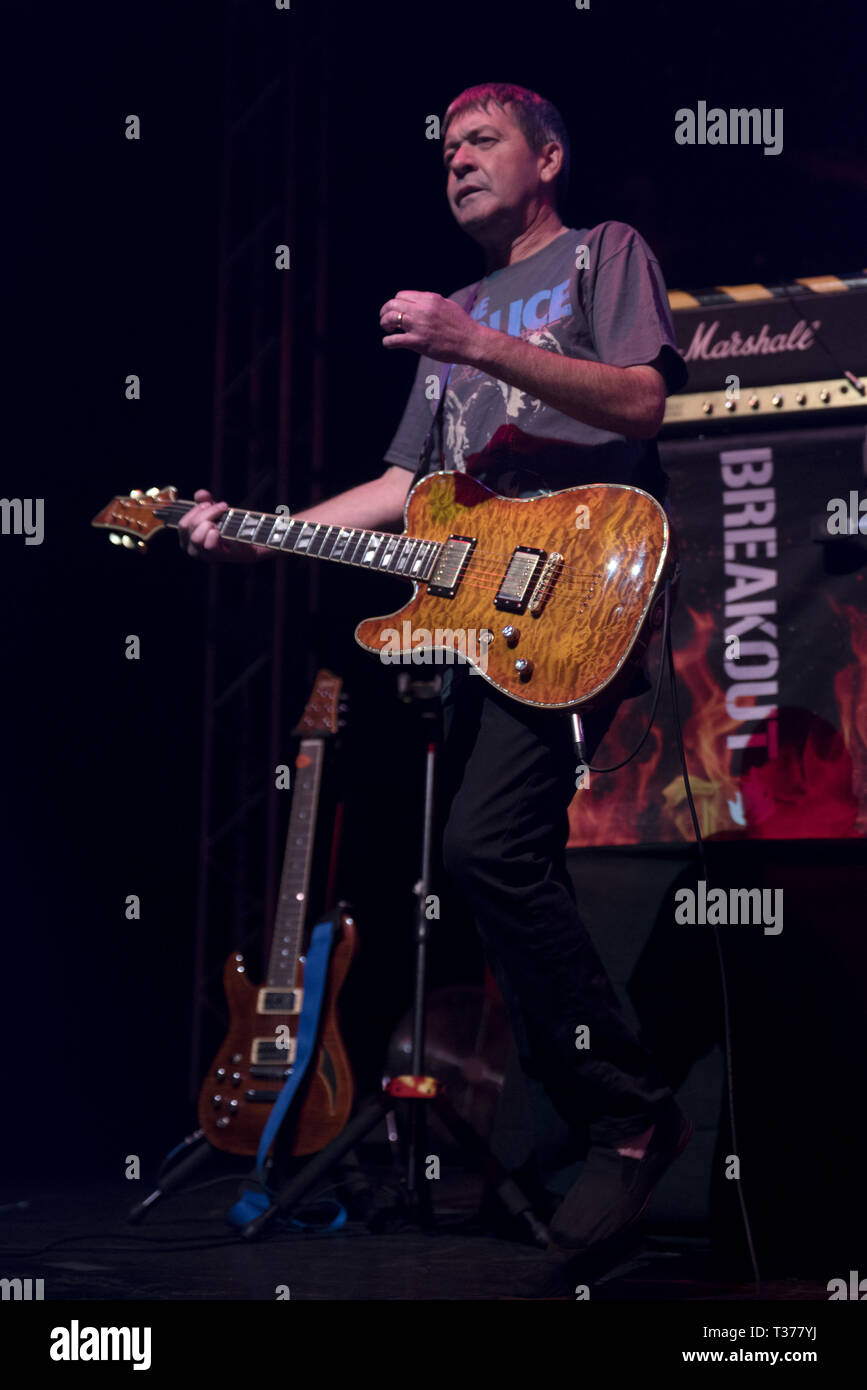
[127, 1127, 372, 1226]
[239, 1076, 549, 1244]
[241, 672, 549, 1248]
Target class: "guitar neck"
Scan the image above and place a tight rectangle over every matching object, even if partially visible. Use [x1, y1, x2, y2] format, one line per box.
[155, 499, 444, 582]
[266, 737, 324, 989]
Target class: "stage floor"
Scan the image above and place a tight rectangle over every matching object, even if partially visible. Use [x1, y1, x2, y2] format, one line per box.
[0, 1171, 829, 1302]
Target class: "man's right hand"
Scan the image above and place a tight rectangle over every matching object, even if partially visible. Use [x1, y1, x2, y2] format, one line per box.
[178, 489, 269, 562]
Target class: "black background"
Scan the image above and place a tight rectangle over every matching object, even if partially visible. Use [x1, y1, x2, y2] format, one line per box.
[3, 0, 866, 1181]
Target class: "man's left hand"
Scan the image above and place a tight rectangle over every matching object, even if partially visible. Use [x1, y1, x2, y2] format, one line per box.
[380, 291, 485, 365]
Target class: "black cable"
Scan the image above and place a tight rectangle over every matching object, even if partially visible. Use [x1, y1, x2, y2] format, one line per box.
[778, 280, 865, 397]
[578, 573, 762, 1291]
[665, 617, 762, 1294]
[587, 577, 672, 774]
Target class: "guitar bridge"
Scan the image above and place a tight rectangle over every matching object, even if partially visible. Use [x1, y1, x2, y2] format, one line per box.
[528, 552, 563, 615]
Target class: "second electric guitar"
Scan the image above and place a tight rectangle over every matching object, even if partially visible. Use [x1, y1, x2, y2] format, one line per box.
[198, 670, 357, 1157]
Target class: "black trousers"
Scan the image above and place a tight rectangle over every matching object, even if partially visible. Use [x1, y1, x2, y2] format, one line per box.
[440, 665, 672, 1149]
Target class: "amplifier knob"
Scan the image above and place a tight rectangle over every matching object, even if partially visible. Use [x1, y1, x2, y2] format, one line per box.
[772, 394, 783, 407]
[724, 399, 736, 412]
[701, 401, 713, 415]
[796, 392, 807, 405]
[748, 396, 760, 409]
[819, 389, 830, 402]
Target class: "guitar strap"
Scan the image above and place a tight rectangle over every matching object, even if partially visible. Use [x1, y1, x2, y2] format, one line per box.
[226, 912, 341, 1230]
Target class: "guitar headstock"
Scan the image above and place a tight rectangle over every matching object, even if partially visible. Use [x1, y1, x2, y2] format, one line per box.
[293, 671, 344, 738]
[91, 486, 178, 554]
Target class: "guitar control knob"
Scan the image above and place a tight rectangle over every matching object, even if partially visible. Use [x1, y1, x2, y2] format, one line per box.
[215, 1067, 227, 1080]
[211, 1094, 223, 1109]
[231, 1053, 243, 1063]
[231, 1072, 242, 1086]
[216, 1117, 230, 1129]
[228, 1099, 240, 1112]
[501, 625, 520, 647]
[514, 658, 533, 678]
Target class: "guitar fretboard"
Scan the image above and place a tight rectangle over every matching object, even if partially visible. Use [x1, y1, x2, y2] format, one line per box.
[267, 738, 323, 989]
[156, 502, 445, 581]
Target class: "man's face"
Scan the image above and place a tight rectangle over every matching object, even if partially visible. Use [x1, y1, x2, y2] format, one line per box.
[443, 104, 556, 236]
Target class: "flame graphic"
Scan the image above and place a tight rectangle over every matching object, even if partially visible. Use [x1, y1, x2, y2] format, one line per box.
[662, 607, 741, 839]
[829, 597, 867, 835]
[568, 607, 740, 846]
[567, 598, 866, 847]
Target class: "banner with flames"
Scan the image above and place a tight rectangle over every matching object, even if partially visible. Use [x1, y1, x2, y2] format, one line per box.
[567, 423, 867, 847]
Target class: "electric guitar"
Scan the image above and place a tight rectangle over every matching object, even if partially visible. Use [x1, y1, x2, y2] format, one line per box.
[92, 471, 675, 709]
[197, 669, 357, 1157]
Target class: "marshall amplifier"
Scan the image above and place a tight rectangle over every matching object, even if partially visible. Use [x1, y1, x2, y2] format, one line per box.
[662, 271, 867, 434]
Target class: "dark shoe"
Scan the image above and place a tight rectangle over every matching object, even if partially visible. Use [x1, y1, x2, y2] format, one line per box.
[548, 1099, 693, 1251]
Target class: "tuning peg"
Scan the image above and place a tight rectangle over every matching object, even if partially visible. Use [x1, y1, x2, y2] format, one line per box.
[130, 489, 144, 499]
[122, 535, 136, 549]
[145, 486, 161, 498]
[136, 540, 147, 553]
[109, 532, 122, 545]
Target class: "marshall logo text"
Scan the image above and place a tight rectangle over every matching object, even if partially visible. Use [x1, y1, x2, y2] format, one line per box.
[682, 319, 818, 363]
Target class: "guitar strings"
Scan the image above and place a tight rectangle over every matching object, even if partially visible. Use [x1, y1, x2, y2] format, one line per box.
[141, 503, 650, 600]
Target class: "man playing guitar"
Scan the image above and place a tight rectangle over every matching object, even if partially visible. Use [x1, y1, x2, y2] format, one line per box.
[179, 82, 691, 1271]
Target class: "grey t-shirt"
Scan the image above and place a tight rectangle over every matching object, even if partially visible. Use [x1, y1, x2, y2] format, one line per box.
[383, 221, 688, 503]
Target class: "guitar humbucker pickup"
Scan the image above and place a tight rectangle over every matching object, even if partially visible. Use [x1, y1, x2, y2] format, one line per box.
[495, 547, 546, 613]
[427, 535, 476, 598]
[258, 988, 302, 1014]
[253, 1035, 298, 1065]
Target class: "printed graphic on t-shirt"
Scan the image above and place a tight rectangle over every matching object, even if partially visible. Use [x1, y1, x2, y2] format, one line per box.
[445, 277, 576, 475]
[383, 222, 687, 501]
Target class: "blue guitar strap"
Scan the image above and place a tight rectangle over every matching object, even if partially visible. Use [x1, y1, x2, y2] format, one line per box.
[226, 914, 339, 1230]
[254, 914, 336, 1185]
